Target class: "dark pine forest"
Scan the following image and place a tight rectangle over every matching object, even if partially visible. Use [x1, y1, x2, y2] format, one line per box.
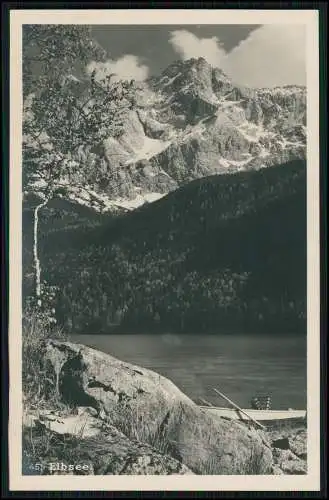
[22, 159, 306, 336]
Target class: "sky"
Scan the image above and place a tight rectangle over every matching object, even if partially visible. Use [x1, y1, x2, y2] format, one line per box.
[90, 24, 306, 88]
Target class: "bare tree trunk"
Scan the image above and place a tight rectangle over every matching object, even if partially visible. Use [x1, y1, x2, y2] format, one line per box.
[33, 197, 49, 301]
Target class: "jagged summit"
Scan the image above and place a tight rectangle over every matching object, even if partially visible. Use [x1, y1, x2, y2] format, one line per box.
[153, 56, 230, 98]
[157, 56, 210, 73]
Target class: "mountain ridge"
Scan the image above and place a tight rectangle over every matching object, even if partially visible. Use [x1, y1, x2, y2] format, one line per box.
[25, 56, 306, 213]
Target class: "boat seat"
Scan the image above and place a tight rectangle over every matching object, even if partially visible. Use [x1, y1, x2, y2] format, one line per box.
[251, 395, 272, 410]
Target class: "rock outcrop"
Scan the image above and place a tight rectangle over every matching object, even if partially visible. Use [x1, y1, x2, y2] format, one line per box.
[271, 448, 307, 475]
[29, 340, 273, 475]
[94, 60, 306, 210]
[23, 408, 194, 475]
[268, 423, 307, 475]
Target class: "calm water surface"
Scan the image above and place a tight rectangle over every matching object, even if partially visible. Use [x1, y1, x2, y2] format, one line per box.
[70, 333, 307, 410]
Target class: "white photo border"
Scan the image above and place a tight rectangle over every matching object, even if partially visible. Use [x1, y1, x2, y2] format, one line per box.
[9, 8, 321, 492]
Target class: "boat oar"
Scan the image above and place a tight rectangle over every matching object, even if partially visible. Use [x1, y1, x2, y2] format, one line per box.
[212, 387, 266, 430]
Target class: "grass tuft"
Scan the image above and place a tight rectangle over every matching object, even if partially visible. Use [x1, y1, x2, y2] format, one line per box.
[22, 305, 69, 414]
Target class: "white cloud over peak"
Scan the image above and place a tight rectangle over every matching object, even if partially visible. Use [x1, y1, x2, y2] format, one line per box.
[86, 54, 150, 82]
[169, 30, 226, 67]
[169, 25, 306, 88]
[225, 24, 306, 88]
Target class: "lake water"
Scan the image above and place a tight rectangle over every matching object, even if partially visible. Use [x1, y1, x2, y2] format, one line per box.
[70, 333, 307, 410]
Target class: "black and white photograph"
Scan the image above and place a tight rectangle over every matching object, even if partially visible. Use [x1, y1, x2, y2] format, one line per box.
[8, 8, 321, 492]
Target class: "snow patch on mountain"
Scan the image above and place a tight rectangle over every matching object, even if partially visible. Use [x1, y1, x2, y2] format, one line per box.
[64, 184, 165, 213]
[114, 192, 165, 210]
[125, 137, 171, 164]
[236, 123, 268, 142]
[160, 73, 182, 87]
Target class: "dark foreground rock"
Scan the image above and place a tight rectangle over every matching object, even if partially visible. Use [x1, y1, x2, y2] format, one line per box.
[23, 339, 273, 475]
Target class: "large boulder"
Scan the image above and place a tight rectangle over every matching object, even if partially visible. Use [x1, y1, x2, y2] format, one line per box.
[43, 340, 272, 475]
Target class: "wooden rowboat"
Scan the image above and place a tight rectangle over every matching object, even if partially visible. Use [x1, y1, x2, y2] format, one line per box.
[200, 406, 306, 422]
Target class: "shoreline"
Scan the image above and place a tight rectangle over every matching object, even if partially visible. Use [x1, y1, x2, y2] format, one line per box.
[22, 338, 307, 476]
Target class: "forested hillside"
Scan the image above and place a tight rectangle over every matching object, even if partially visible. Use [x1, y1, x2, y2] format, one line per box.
[23, 158, 306, 335]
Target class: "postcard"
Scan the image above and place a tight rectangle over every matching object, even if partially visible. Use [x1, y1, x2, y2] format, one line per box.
[8, 7, 321, 492]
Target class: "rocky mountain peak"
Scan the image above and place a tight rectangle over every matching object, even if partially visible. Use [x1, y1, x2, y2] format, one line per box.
[154, 56, 225, 99]
[25, 57, 307, 214]
[158, 56, 210, 75]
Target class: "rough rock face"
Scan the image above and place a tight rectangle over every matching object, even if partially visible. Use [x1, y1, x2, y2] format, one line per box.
[23, 408, 194, 475]
[94, 59, 306, 210]
[272, 448, 307, 475]
[99, 59, 305, 207]
[27, 57, 306, 212]
[40, 340, 273, 475]
[268, 424, 307, 475]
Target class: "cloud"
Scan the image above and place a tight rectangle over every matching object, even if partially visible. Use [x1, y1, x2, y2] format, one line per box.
[169, 25, 306, 88]
[86, 54, 149, 82]
[223, 24, 306, 87]
[169, 30, 226, 67]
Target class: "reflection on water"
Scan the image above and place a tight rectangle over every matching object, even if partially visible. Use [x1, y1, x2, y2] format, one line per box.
[70, 333, 307, 410]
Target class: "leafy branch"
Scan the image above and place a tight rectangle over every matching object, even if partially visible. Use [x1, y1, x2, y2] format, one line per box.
[22, 25, 136, 317]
